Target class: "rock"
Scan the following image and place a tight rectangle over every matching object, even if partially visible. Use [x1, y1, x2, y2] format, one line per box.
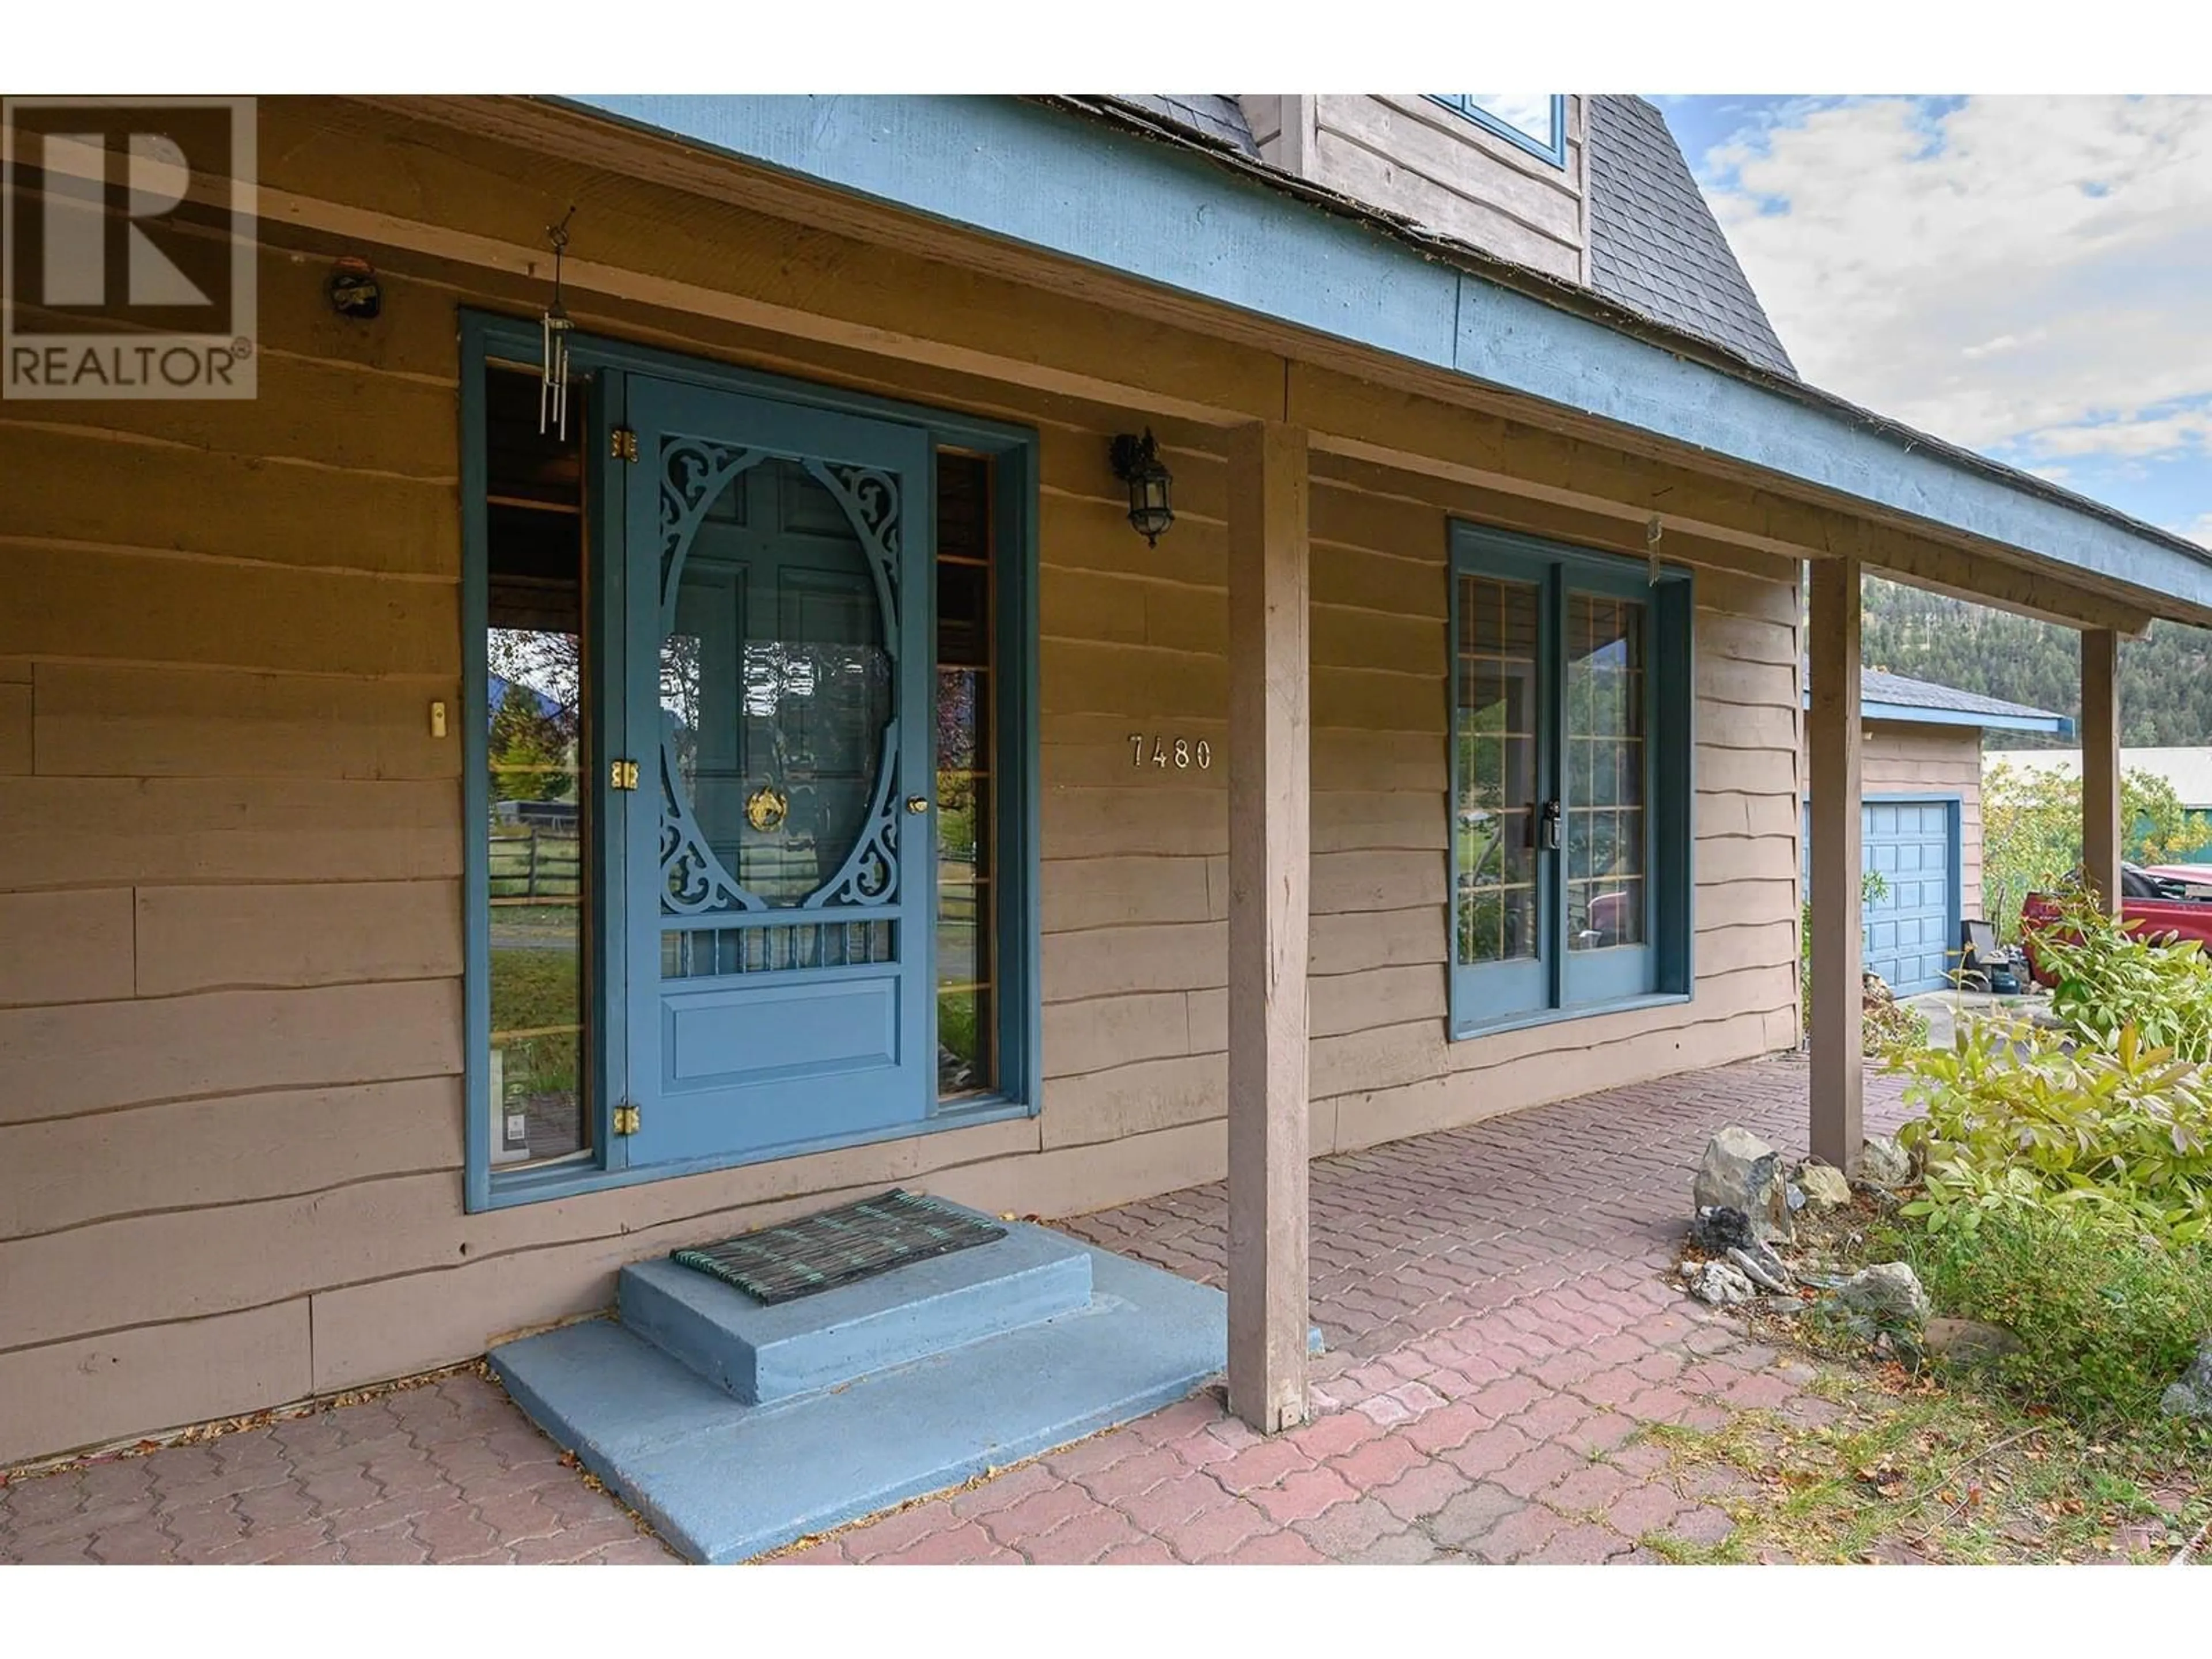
[1923, 1317, 2022, 1368]
[1796, 1161, 1854, 1210]
[1726, 1241, 1795, 1294]
[1759, 1293, 1808, 1318]
[1692, 1127, 1793, 1244]
[1786, 1182, 1808, 1213]
[1838, 1261, 1931, 1328]
[1686, 1259, 1756, 1306]
[1861, 1135, 1913, 1188]
[1691, 1205, 1754, 1252]
[2159, 1338, 2212, 1420]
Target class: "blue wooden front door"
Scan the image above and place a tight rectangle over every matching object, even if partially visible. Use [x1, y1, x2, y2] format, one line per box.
[622, 378, 934, 1168]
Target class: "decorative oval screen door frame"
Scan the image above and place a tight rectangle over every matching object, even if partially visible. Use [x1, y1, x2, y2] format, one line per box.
[620, 377, 935, 1170]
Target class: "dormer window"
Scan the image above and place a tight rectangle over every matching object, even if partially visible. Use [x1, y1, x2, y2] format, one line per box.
[1427, 94, 1567, 168]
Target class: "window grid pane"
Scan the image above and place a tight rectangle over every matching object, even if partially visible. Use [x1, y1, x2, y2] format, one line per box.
[1565, 592, 1647, 952]
[1455, 573, 1542, 967]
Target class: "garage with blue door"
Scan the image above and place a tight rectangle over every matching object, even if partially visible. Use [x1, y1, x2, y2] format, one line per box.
[1859, 798, 1960, 995]
[1802, 669, 2071, 1002]
[1801, 792, 1964, 998]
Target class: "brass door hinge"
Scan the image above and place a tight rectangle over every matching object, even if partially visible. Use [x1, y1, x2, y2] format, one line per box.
[613, 1103, 641, 1136]
[610, 757, 640, 790]
[611, 426, 639, 463]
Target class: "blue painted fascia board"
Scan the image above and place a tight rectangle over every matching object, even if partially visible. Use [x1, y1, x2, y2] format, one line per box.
[556, 93, 2212, 619]
[1819, 695, 2073, 735]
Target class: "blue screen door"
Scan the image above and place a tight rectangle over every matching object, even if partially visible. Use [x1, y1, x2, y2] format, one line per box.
[621, 378, 934, 1167]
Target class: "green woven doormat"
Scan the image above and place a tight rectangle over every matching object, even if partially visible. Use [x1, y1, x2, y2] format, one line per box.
[669, 1190, 1008, 1305]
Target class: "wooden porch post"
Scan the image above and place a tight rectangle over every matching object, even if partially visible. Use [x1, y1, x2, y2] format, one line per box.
[2081, 628, 2122, 914]
[1808, 556, 1863, 1172]
[1225, 419, 1311, 1433]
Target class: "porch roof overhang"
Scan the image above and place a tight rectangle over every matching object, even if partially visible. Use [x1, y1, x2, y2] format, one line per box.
[558, 92, 2212, 630]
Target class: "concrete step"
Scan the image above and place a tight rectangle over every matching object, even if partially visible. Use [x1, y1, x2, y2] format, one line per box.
[617, 1224, 1094, 1405]
[490, 1233, 1229, 1563]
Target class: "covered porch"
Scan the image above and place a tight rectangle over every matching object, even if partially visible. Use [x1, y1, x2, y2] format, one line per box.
[0, 1057, 1909, 1565]
[10, 93, 2212, 1517]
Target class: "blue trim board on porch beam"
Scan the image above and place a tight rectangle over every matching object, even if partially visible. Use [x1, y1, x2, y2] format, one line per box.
[1854, 699, 2074, 736]
[558, 94, 2212, 620]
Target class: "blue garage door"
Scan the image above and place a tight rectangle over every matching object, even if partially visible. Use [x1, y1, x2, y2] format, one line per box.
[1861, 801, 1957, 995]
[1804, 797, 1960, 997]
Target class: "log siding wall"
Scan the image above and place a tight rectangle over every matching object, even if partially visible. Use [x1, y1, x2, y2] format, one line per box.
[1247, 96, 1589, 284]
[0, 112, 1796, 1464]
[1861, 722, 1987, 921]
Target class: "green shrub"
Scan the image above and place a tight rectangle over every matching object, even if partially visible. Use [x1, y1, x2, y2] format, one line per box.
[1893, 1019, 2212, 1245]
[2032, 886, 2212, 1061]
[1895, 1206, 2212, 1425]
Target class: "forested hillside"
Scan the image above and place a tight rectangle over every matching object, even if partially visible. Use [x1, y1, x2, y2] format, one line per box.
[1862, 576, 2212, 749]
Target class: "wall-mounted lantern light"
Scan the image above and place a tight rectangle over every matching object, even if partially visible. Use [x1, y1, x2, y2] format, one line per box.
[1109, 428, 1175, 547]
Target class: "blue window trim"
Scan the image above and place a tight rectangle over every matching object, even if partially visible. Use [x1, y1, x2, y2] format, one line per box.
[1447, 523, 1694, 1040]
[1423, 96, 1569, 169]
[460, 309, 1042, 1213]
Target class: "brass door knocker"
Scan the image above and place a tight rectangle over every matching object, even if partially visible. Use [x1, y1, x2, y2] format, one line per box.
[745, 785, 789, 832]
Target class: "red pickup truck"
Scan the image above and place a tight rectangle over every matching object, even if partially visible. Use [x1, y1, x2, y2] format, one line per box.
[2019, 863, 2212, 987]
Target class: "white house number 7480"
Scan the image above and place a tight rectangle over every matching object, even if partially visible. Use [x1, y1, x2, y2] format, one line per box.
[1128, 733, 1213, 770]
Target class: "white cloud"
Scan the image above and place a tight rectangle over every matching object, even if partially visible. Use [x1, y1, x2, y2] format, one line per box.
[2177, 513, 2212, 548]
[1699, 97, 2212, 461]
[2024, 407, 2212, 460]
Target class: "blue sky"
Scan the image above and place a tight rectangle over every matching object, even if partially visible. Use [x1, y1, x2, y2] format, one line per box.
[1653, 96, 2212, 547]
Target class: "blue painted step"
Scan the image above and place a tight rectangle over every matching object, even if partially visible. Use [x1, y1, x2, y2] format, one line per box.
[618, 1226, 1094, 1404]
[491, 1231, 1231, 1563]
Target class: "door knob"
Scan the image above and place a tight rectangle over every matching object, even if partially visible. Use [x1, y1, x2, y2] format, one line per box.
[906, 796, 930, 814]
[1539, 799, 1562, 851]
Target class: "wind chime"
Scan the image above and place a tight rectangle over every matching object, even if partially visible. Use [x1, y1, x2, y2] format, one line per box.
[539, 206, 577, 438]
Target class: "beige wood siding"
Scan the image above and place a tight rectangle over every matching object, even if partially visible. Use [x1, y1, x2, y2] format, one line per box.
[0, 102, 1798, 1464]
[1304, 96, 1588, 282]
[1862, 721, 1986, 920]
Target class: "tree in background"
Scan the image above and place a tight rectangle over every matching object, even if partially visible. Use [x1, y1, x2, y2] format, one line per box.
[489, 677, 573, 804]
[1862, 575, 2212, 749]
[1981, 761, 2212, 940]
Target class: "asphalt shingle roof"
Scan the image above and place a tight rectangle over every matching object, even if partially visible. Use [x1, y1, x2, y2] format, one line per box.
[1858, 666, 2065, 724]
[1107, 94, 1796, 378]
[1584, 96, 1795, 377]
[1112, 96, 1262, 158]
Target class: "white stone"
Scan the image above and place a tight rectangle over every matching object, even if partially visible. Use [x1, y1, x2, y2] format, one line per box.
[1796, 1162, 1853, 1209]
[1687, 1260, 1756, 1306]
[1692, 1126, 1793, 1244]
[1861, 1135, 1913, 1187]
[1839, 1261, 1931, 1328]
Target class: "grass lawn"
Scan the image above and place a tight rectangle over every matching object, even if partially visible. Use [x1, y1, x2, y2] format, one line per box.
[1641, 1195, 2211, 1564]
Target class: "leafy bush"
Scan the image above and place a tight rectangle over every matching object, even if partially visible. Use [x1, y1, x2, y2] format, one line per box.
[1802, 870, 1921, 1048]
[1863, 981, 1930, 1056]
[1894, 1020, 2212, 1244]
[1894, 1206, 2212, 1425]
[2028, 886, 2212, 1061]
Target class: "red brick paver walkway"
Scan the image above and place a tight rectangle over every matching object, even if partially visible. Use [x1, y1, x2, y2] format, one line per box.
[0, 1055, 1903, 1565]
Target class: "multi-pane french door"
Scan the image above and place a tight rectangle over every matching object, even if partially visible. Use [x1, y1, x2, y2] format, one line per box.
[1449, 525, 1692, 1036]
[621, 378, 935, 1167]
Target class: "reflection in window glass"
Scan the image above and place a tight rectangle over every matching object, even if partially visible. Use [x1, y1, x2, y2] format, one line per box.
[1454, 573, 1541, 967]
[483, 366, 590, 1166]
[662, 457, 892, 911]
[937, 453, 995, 1099]
[1466, 96, 1556, 145]
[1427, 94, 1565, 162]
[1565, 592, 1646, 952]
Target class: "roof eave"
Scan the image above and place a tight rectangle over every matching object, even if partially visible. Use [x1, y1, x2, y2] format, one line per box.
[549, 93, 2212, 622]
